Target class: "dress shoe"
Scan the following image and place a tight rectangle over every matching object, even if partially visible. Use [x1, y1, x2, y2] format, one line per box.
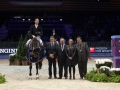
[48, 77, 52, 79]
[73, 76, 75, 80]
[54, 77, 57, 79]
[65, 77, 67, 79]
[58, 77, 62, 79]
[83, 77, 85, 80]
[80, 77, 83, 79]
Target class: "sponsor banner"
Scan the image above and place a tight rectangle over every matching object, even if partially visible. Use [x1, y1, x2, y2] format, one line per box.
[0, 47, 112, 59]
[0, 48, 17, 54]
[0, 54, 10, 59]
[0, 47, 111, 54]
[89, 47, 111, 53]
[90, 53, 112, 57]
[89, 47, 111, 57]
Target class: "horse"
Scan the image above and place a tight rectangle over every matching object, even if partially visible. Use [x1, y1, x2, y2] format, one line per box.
[26, 38, 44, 80]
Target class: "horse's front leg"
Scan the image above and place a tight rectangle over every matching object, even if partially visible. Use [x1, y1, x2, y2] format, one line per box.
[28, 63, 32, 80]
[38, 60, 43, 69]
[36, 63, 39, 80]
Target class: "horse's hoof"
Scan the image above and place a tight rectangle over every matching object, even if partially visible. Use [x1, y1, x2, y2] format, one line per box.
[28, 76, 32, 80]
[36, 75, 39, 80]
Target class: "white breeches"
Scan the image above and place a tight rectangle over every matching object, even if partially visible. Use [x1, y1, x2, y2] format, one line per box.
[26, 36, 43, 47]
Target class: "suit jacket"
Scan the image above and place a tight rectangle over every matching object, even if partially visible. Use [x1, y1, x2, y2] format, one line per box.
[46, 42, 57, 59]
[57, 44, 67, 63]
[30, 25, 43, 36]
[76, 42, 90, 62]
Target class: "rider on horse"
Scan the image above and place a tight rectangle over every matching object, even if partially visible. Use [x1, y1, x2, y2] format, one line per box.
[26, 18, 44, 79]
[26, 18, 43, 47]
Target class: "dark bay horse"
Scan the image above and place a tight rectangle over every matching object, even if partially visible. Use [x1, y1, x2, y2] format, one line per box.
[26, 38, 44, 80]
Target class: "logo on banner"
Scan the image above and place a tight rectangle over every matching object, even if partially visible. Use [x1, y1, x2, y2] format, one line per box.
[90, 47, 95, 52]
[0, 49, 17, 53]
[89, 47, 111, 53]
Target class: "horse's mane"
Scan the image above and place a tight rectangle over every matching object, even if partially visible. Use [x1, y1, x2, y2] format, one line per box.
[30, 38, 39, 49]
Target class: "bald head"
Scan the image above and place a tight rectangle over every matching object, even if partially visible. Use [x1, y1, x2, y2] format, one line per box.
[60, 38, 65, 44]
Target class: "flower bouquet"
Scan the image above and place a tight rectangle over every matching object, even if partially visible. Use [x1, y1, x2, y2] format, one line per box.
[110, 68, 120, 75]
[100, 66, 111, 76]
[95, 59, 113, 69]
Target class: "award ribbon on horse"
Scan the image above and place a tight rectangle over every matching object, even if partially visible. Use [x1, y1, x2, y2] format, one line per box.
[26, 38, 44, 63]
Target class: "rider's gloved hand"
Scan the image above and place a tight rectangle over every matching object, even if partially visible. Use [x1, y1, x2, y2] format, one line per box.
[32, 35, 36, 38]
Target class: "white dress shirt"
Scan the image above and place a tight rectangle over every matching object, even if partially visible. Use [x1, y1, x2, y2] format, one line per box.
[35, 24, 38, 28]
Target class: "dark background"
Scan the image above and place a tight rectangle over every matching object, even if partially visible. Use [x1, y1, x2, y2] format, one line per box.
[0, 0, 120, 48]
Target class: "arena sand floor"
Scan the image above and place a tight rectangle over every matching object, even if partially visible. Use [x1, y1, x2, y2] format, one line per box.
[0, 58, 120, 90]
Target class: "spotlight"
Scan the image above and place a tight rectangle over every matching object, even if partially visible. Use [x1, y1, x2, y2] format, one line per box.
[60, 19, 62, 21]
[22, 19, 25, 21]
[41, 19, 43, 21]
[28, 19, 31, 21]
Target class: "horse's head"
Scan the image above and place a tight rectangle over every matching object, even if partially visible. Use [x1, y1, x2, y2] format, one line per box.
[29, 38, 41, 58]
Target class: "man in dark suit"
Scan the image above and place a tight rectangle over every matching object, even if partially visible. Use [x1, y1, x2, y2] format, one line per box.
[46, 36, 57, 79]
[76, 36, 92, 79]
[26, 18, 43, 46]
[56, 38, 67, 79]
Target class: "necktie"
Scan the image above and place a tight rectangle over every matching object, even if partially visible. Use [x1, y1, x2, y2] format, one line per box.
[61, 44, 64, 51]
[51, 43, 52, 47]
[51, 42, 54, 47]
[53, 42, 54, 46]
[63, 44, 64, 51]
[80, 44, 81, 51]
